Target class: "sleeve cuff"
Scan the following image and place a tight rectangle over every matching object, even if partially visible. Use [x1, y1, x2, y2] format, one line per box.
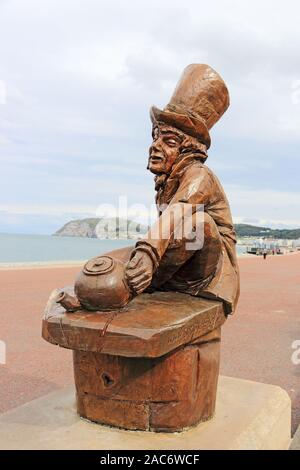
[130, 242, 160, 271]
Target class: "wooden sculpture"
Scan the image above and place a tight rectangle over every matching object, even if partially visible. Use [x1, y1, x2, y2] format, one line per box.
[43, 64, 240, 432]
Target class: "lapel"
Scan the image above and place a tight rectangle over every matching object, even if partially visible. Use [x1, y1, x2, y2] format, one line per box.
[155, 154, 203, 208]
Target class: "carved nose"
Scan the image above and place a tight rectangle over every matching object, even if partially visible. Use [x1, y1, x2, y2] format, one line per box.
[150, 140, 162, 154]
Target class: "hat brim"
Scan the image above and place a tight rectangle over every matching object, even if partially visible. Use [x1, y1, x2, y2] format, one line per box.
[150, 106, 211, 148]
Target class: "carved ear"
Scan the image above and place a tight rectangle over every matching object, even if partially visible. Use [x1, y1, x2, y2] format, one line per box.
[179, 135, 208, 162]
[151, 123, 159, 140]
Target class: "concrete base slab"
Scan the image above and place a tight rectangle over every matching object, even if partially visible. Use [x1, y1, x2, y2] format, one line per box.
[0, 376, 291, 450]
[290, 425, 300, 450]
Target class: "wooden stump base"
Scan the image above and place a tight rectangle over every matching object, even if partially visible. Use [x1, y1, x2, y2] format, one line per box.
[74, 329, 221, 432]
[42, 289, 226, 432]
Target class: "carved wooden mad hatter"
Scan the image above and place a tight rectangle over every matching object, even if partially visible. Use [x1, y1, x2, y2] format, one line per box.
[42, 64, 240, 432]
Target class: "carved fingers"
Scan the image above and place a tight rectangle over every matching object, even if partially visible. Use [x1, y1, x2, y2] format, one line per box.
[125, 251, 154, 295]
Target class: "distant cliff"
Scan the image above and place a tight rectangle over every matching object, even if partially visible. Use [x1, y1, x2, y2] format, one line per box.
[235, 224, 300, 240]
[54, 217, 148, 239]
[54, 219, 300, 240]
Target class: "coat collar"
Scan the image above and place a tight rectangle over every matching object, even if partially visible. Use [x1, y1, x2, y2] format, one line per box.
[154, 153, 204, 192]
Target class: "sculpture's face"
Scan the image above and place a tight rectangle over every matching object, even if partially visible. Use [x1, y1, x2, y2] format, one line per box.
[148, 125, 183, 175]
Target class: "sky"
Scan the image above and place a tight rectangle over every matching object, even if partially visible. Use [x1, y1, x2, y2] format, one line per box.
[0, 0, 300, 234]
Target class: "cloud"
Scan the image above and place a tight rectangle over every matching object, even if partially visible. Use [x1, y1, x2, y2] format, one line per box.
[227, 186, 300, 228]
[0, 209, 96, 235]
[0, 80, 6, 104]
[0, 0, 299, 233]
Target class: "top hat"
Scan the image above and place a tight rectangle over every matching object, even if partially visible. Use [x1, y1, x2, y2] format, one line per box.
[150, 64, 230, 149]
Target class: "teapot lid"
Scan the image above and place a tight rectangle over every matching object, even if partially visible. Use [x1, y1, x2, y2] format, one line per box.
[83, 255, 114, 276]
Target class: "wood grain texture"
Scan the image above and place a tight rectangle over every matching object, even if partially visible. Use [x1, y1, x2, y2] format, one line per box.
[42, 288, 225, 358]
[74, 330, 221, 431]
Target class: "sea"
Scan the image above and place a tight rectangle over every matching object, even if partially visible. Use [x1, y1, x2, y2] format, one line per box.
[0, 233, 247, 265]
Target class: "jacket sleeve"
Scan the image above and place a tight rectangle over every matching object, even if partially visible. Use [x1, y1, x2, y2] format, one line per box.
[131, 165, 214, 267]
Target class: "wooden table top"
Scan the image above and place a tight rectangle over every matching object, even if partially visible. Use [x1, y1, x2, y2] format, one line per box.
[42, 287, 226, 358]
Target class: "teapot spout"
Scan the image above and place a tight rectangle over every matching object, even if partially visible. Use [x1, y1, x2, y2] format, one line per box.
[56, 291, 81, 312]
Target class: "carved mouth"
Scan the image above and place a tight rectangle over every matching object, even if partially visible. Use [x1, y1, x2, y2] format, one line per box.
[150, 156, 163, 163]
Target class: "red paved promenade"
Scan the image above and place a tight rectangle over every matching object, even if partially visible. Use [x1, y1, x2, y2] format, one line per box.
[0, 253, 299, 433]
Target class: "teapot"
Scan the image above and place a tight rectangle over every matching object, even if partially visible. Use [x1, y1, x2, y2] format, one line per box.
[57, 255, 132, 312]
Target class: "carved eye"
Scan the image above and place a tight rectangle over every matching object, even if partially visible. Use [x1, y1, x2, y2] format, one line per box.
[166, 139, 177, 146]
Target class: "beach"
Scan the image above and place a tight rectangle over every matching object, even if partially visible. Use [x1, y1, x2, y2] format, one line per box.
[0, 252, 299, 434]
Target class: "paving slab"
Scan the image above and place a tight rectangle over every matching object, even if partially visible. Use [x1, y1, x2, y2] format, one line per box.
[290, 425, 300, 450]
[0, 376, 291, 450]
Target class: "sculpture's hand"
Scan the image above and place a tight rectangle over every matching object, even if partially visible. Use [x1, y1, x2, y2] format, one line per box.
[125, 251, 154, 295]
